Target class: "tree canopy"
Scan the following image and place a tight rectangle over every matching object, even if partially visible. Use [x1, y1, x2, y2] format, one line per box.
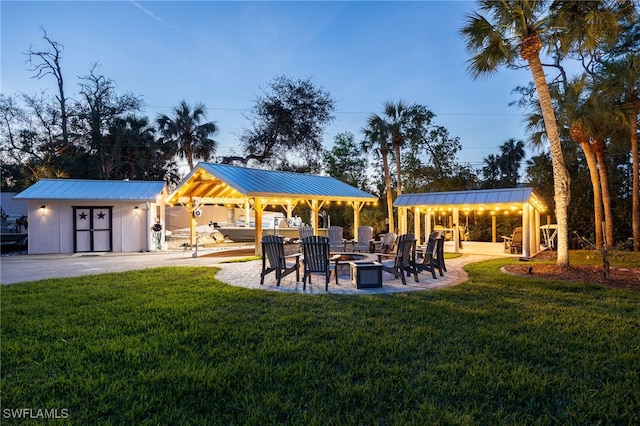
[221, 75, 335, 172]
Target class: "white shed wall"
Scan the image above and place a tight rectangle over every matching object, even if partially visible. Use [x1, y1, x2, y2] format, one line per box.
[27, 201, 165, 254]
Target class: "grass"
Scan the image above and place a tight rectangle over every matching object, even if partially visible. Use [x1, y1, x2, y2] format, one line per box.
[1, 254, 639, 425]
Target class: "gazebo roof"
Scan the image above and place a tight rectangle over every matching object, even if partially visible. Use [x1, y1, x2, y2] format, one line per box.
[166, 162, 377, 204]
[394, 187, 547, 213]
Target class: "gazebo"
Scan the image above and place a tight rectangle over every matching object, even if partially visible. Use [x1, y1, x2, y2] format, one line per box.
[394, 187, 549, 258]
[166, 163, 378, 254]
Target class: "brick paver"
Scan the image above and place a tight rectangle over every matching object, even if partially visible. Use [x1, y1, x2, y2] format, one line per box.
[214, 254, 495, 295]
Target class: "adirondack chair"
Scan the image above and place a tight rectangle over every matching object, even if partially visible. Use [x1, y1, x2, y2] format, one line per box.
[260, 235, 300, 286]
[378, 233, 418, 285]
[510, 227, 523, 254]
[297, 225, 314, 240]
[415, 231, 443, 279]
[300, 236, 335, 290]
[434, 230, 447, 272]
[352, 226, 374, 252]
[502, 227, 523, 254]
[372, 232, 397, 254]
[328, 226, 345, 252]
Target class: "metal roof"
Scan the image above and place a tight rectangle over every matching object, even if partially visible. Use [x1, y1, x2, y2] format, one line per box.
[14, 179, 166, 202]
[394, 187, 547, 212]
[166, 163, 377, 203]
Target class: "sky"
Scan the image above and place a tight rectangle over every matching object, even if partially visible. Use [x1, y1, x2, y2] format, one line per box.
[1, 0, 542, 174]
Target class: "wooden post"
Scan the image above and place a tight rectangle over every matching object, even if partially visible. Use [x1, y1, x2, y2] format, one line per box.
[254, 199, 264, 256]
[414, 207, 421, 244]
[491, 214, 497, 243]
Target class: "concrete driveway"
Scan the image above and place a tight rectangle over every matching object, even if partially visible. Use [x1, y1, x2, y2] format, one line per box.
[0, 251, 223, 285]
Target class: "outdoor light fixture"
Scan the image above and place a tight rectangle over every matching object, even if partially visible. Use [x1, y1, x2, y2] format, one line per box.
[134, 206, 140, 215]
[39, 205, 46, 216]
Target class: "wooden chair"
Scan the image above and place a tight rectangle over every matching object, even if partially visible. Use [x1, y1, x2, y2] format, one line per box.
[352, 226, 374, 252]
[415, 231, 443, 279]
[260, 235, 300, 286]
[300, 236, 334, 290]
[510, 227, 523, 254]
[502, 227, 523, 254]
[378, 233, 418, 285]
[328, 226, 345, 252]
[297, 226, 314, 240]
[434, 231, 447, 272]
[372, 232, 397, 254]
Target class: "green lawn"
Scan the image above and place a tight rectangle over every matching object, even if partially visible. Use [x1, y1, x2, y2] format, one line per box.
[2, 255, 639, 425]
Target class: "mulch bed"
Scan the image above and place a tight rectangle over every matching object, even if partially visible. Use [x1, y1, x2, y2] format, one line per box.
[503, 251, 640, 292]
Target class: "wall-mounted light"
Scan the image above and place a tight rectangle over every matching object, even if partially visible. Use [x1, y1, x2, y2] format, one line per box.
[39, 205, 46, 215]
[134, 206, 140, 215]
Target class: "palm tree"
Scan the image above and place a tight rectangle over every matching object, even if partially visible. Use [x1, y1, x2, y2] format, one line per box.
[532, 77, 607, 248]
[461, 0, 572, 266]
[498, 138, 526, 186]
[362, 114, 394, 233]
[376, 101, 433, 231]
[156, 100, 218, 170]
[600, 55, 640, 251]
[584, 94, 618, 249]
[379, 101, 421, 196]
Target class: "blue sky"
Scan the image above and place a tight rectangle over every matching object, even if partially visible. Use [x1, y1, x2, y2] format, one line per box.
[1, 1, 540, 173]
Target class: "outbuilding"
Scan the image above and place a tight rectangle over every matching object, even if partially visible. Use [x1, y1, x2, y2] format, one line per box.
[14, 179, 167, 254]
[394, 187, 549, 258]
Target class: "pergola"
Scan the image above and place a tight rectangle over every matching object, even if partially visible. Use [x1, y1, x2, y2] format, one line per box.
[166, 163, 378, 254]
[394, 187, 549, 258]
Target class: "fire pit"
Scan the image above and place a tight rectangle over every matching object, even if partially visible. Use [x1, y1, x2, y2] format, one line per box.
[331, 253, 370, 262]
[331, 252, 377, 282]
[350, 261, 383, 289]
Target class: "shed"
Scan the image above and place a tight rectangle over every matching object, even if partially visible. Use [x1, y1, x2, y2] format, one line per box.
[14, 179, 167, 254]
[166, 163, 378, 254]
[394, 187, 548, 257]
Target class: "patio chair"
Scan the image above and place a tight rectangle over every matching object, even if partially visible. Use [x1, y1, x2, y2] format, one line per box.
[510, 227, 523, 254]
[415, 231, 443, 279]
[352, 226, 374, 252]
[328, 226, 346, 251]
[260, 235, 301, 286]
[372, 232, 397, 254]
[300, 236, 335, 290]
[378, 233, 418, 285]
[434, 231, 447, 272]
[298, 225, 314, 240]
[502, 227, 523, 254]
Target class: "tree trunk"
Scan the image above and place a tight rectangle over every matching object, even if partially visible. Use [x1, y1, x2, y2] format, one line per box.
[526, 52, 571, 267]
[382, 150, 394, 233]
[394, 143, 403, 196]
[579, 140, 604, 248]
[393, 142, 403, 232]
[630, 110, 639, 251]
[593, 138, 614, 248]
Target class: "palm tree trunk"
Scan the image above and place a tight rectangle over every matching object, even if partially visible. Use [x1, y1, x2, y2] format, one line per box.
[186, 145, 194, 170]
[593, 139, 614, 248]
[394, 143, 402, 196]
[579, 140, 604, 248]
[382, 151, 394, 233]
[526, 53, 571, 267]
[630, 111, 639, 251]
[393, 143, 403, 232]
